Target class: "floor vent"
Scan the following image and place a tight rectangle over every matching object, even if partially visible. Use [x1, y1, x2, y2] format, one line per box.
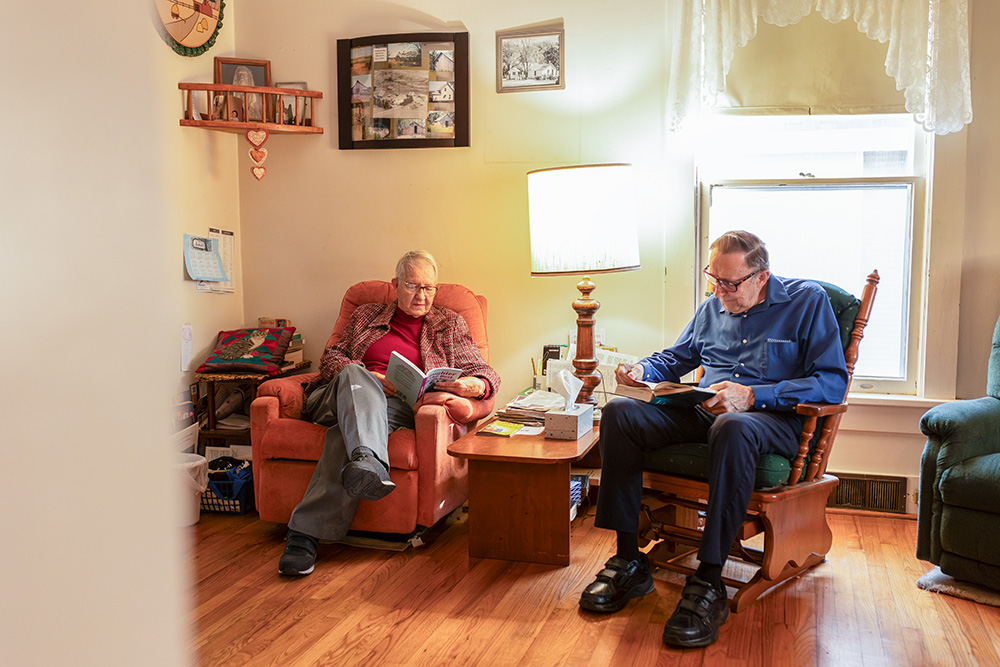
[827, 473, 907, 513]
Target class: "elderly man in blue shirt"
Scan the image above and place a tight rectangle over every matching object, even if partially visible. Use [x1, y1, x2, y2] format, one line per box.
[579, 230, 848, 649]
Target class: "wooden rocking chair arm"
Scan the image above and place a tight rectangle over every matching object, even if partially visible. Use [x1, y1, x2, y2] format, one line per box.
[794, 401, 848, 418]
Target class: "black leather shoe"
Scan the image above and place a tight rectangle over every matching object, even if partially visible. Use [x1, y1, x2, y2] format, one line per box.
[579, 554, 655, 612]
[341, 447, 395, 501]
[278, 530, 318, 576]
[662, 575, 730, 648]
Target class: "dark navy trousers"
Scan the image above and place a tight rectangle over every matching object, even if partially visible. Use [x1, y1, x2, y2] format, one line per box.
[594, 397, 803, 566]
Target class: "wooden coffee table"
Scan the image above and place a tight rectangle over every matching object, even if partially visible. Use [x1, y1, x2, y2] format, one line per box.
[447, 423, 599, 566]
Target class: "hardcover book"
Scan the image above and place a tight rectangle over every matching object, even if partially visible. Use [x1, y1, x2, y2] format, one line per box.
[613, 380, 716, 407]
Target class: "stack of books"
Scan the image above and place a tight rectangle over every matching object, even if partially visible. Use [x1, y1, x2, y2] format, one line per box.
[283, 331, 305, 367]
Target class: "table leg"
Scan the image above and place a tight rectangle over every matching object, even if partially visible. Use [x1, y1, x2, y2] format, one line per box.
[205, 380, 217, 431]
[466, 459, 572, 566]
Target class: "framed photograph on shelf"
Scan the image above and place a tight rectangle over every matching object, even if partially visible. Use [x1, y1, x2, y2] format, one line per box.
[275, 81, 312, 126]
[214, 57, 272, 87]
[336, 32, 469, 149]
[496, 27, 564, 93]
[213, 58, 272, 123]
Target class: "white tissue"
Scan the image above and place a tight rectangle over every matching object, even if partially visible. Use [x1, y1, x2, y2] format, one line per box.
[554, 369, 582, 410]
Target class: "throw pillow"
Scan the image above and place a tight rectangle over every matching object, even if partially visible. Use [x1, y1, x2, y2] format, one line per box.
[196, 327, 296, 375]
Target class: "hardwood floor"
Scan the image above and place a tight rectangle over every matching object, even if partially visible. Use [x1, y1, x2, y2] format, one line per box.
[189, 508, 1000, 666]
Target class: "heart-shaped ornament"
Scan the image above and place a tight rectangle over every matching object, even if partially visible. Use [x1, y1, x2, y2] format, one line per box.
[249, 148, 268, 165]
[251, 166, 266, 181]
[245, 129, 268, 148]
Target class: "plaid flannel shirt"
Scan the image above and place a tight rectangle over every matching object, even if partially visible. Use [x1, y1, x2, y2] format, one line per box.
[303, 301, 500, 402]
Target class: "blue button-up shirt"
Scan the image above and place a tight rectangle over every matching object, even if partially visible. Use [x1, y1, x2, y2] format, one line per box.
[639, 276, 849, 411]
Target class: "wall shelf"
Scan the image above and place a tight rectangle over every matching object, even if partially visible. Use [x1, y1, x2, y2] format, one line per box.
[179, 82, 323, 134]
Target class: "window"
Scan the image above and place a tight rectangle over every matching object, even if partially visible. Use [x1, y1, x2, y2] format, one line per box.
[696, 114, 931, 394]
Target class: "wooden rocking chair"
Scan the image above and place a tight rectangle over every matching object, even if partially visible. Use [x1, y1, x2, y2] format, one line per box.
[638, 270, 879, 612]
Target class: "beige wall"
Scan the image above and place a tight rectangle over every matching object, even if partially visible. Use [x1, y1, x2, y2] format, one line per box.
[228, 1, 999, 508]
[233, 0, 676, 406]
[229, 1, 999, 516]
[958, 0, 1000, 398]
[2, 3, 214, 665]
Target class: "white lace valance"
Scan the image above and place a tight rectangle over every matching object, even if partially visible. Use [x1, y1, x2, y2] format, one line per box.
[667, 0, 972, 134]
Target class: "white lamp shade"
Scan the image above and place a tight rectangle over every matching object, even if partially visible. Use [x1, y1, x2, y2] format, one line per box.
[527, 164, 640, 275]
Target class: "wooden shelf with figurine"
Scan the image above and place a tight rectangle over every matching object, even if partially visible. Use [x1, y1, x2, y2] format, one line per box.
[179, 82, 323, 180]
[179, 82, 323, 134]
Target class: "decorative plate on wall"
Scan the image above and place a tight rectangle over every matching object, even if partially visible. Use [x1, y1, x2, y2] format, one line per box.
[156, 0, 226, 57]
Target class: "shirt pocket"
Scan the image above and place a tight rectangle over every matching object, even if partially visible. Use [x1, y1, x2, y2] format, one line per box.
[765, 338, 800, 379]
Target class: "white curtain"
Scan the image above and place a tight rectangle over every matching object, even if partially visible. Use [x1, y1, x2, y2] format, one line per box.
[667, 0, 972, 134]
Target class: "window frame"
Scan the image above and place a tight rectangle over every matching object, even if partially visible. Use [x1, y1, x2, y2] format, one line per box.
[697, 175, 927, 395]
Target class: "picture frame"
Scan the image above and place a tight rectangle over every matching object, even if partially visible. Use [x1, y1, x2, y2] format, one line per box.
[336, 32, 469, 150]
[213, 57, 272, 123]
[275, 81, 311, 126]
[214, 57, 272, 87]
[496, 27, 564, 93]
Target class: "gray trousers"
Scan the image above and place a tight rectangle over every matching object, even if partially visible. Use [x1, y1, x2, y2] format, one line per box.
[288, 364, 415, 541]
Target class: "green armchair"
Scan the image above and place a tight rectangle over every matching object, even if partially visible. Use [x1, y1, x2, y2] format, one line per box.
[917, 313, 1000, 590]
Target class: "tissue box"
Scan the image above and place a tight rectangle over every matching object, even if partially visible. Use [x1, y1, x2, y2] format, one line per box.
[545, 403, 594, 440]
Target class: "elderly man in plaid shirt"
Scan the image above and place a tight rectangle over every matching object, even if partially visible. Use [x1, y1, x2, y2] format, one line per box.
[279, 250, 500, 576]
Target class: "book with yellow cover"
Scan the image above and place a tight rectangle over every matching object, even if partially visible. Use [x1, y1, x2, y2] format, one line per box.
[478, 420, 524, 437]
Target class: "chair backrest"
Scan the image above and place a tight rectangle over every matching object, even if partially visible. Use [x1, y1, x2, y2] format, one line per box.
[812, 274, 878, 392]
[989, 313, 1000, 399]
[325, 281, 491, 362]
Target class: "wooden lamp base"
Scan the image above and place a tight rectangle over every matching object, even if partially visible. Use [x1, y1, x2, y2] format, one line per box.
[571, 275, 601, 406]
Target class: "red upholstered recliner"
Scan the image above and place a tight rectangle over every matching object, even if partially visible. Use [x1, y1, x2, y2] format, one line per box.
[250, 281, 495, 536]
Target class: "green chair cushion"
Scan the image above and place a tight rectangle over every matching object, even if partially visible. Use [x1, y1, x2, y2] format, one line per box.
[643, 442, 806, 489]
[940, 452, 1000, 514]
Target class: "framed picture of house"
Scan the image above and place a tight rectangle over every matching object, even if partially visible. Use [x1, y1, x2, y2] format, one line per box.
[336, 32, 469, 149]
[496, 27, 564, 93]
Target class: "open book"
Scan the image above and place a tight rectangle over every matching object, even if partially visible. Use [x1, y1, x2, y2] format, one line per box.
[385, 350, 462, 407]
[613, 380, 716, 407]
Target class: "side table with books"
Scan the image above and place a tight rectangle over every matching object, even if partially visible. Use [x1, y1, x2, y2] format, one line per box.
[195, 360, 311, 454]
[447, 390, 601, 566]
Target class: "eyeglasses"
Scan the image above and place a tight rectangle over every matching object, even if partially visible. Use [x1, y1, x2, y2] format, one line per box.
[402, 282, 438, 296]
[703, 266, 760, 293]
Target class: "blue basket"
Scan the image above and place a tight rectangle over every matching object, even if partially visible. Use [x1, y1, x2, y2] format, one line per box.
[201, 476, 255, 514]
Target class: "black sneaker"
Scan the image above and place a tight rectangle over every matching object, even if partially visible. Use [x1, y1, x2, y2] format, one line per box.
[662, 575, 730, 648]
[579, 554, 655, 612]
[278, 530, 318, 576]
[341, 447, 395, 501]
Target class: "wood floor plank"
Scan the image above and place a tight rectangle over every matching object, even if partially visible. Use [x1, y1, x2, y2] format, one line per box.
[189, 509, 1000, 666]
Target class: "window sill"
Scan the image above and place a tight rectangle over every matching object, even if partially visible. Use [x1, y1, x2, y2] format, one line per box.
[846, 392, 949, 410]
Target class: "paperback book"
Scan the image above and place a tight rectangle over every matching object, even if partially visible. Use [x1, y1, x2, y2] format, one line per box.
[386, 350, 462, 407]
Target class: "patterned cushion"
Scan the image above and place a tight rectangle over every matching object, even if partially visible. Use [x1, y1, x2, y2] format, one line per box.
[196, 327, 296, 375]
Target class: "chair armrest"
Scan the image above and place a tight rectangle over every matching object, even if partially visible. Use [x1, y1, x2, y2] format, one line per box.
[919, 397, 1000, 469]
[795, 401, 848, 417]
[257, 372, 318, 420]
[411, 395, 493, 528]
[415, 392, 495, 424]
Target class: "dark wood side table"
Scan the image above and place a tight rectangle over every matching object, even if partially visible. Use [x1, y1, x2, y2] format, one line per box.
[194, 360, 311, 451]
[447, 423, 600, 566]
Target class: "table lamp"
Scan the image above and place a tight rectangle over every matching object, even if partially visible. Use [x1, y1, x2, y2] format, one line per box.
[527, 163, 640, 405]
